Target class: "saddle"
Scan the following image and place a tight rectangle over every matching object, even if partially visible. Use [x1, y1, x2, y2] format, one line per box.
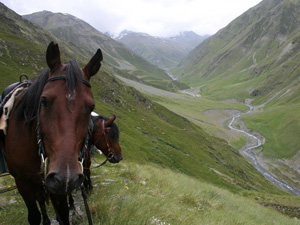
[0, 75, 31, 173]
[0, 75, 32, 133]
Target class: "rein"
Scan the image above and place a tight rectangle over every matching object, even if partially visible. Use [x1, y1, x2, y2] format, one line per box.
[37, 75, 94, 224]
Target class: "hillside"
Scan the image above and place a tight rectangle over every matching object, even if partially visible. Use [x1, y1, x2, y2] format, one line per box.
[0, 0, 284, 196]
[23, 11, 189, 91]
[172, 0, 300, 182]
[0, 4, 95, 91]
[109, 30, 207, 70]
[174, 0, 300, 105]
[2, 2, 300, 223]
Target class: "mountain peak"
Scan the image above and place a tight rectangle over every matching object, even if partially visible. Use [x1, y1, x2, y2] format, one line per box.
[110, 30, 208, 70]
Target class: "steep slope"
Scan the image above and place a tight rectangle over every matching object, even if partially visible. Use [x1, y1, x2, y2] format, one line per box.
[110, 30, 207, 70]
[0, 2, 290, 196]
[174, 0, 300, 105]
[0, 3, 92, 91]
[172, 0, 300, 181]
[23, 11, 188, 91]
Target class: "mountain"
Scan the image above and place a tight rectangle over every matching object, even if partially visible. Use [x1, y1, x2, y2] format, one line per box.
[108, 30, 208, 70]
[23, 11, 188, 91]
[3, 0, 297, 199]
[172, 0, 300, 179]
[170, 31, 209, 49]
[174, 0, 300, 105]
[1, 1, 282, 195]
[0, 5, 96, 92]
[3, 2, 300, 222]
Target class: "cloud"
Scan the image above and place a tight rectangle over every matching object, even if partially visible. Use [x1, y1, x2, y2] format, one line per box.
[2, 0, 262, 36]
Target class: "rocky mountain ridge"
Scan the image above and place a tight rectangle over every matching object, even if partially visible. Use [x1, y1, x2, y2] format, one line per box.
[107, 30, 208, 70]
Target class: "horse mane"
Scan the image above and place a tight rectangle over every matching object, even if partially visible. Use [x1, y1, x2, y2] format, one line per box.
[92, 115, 119, 141]
[16, 60, 83, 127]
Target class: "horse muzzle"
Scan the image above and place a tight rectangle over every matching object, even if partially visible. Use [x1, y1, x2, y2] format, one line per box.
[43, 160, 84, 194]
[45, 171, 84, 194]
[109, 153, 123, 163]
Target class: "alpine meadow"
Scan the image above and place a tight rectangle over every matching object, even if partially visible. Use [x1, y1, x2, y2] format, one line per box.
[1, 0, 300, 224]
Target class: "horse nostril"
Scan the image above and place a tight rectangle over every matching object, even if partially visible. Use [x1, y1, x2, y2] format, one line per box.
[77, 173, 84, 187]
[108, 153, 114, 160]
[45, 172, 61, 193]
[109, 154, 123, 163]
[69, 173, 84, 191]
[45, 172, 84, 194]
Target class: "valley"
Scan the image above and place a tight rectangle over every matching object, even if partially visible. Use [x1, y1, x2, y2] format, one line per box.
[2, 0, 300, 223]
[117, 74, 300, 196]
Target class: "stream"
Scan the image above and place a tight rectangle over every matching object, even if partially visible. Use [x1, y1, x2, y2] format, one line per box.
[228, 104, 300, 195]
[117, 73, 300, 195]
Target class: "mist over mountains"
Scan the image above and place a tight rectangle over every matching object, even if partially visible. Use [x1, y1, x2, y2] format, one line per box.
[106, 30, 209, 70]
[23, 10, 189, 91]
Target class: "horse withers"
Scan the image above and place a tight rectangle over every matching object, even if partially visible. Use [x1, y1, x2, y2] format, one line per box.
[3, 42, 103, 225]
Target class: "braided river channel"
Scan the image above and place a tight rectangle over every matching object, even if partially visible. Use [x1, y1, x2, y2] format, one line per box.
[228, 104, 300, 196]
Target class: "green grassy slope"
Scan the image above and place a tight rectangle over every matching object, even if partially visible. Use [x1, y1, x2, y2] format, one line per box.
[242, 105, 300, 159]
[172, 0, 300, 164]
[23, 11, 189, 91]
[2, 3, 300, 223]
[174, 0, 300, 104]
[91, 72, 284, 194]
[1, 3, 276, 194]
[0, 4, 93, 91]
[2, 162, 300, 224]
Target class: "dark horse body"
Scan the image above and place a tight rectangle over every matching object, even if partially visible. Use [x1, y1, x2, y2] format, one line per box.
[2, 42, 103, 225]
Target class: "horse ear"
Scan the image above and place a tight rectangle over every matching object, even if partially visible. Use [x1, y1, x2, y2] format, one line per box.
[83, 48, 103, 79]
[105, 115, 116, 126]
[46, 41, 62, 72]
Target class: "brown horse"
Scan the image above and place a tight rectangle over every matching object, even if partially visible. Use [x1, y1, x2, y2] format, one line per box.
[69, 114, 123, 210]
[3, 42, 103, 225]
[83, 113, 123, 193]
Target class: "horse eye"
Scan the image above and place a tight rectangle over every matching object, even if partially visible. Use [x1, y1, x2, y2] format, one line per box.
[41, 97, 48, 108]
[89, 105, 95, 113]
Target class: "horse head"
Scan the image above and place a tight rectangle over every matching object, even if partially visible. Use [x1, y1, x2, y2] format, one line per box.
[41, 42, 103, 194]
[91, 114, 123, 163]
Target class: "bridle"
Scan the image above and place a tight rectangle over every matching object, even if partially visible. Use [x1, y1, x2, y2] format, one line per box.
[101, 119, 114, 160]
[37, 75, 92, 175]
[89, 118, 114, 168]
[36, 74, 95, 225]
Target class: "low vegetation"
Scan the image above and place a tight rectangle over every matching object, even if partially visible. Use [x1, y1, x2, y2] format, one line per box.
[2, 161, 300, 225]
[2, 2, 300, 224]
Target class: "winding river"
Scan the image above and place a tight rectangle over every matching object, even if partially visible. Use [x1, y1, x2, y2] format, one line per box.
[117, 73, 300, 195]
[228, 104, 300, 195]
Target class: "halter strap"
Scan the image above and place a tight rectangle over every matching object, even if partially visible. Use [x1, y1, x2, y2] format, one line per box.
[46, 75, 91, 88]
[37, 75, 92, 172]
[88, 119, 114, 168]
[101, 120, 114, 160]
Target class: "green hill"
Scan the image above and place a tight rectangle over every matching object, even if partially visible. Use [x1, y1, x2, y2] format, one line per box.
[1, 2, 300, 223]
[23, 10, 189, 91]
[174, 0, 300, 104]
[172, 0, 300, 176]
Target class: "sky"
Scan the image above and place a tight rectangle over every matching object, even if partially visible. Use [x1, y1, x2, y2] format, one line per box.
[1, 0, 262, 37]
